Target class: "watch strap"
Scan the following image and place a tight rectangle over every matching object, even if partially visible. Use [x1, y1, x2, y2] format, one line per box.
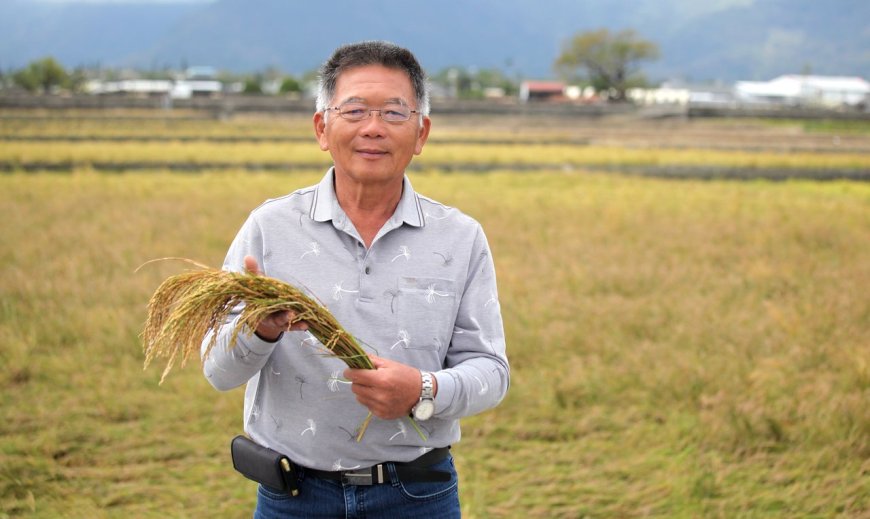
[420, 371, 434, 400]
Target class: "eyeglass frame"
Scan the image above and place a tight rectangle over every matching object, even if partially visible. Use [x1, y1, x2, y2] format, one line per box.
[324, 101, 421, 123]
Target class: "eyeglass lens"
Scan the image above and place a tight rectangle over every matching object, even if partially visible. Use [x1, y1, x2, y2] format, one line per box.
[338, 102, 412, 122]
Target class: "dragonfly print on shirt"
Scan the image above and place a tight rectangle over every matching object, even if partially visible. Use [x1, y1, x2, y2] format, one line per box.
[383, 289, 399, 313]
[300, 241, 321, 259]
[391, 330, 410, 350]
[301, 418, 317, 437]
[389, 421, 407, 441]
[332, 280, 359, 301]
[391, 245, 411, 262]
[269, 413, 283, 431]
[472, 375, 489, 395]
[327, 369, 351, 392]
[433, 251, 454, 266]
[300, 334, 320, 349]
[425, 284, 450, 304]
[290, 207, 306, 226]
[295, 375, 307, 400]
[478, 248, 490, 274]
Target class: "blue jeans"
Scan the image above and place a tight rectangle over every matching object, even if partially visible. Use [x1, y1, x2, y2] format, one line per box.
[254, 456, 461, 518]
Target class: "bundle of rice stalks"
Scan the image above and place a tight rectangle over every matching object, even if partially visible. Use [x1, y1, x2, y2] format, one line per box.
[140, 258, 425, 442]
[141, 258, 374, 384]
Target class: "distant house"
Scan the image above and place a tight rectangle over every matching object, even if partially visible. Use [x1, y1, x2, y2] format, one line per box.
[628, 83, 691, 105]
[519, 81, 565, 102]
[85, 78, 222, 99]
[185, 66, 217, 80]
[564, 85, 598, 102]
[735, 75, 869, 107]
[628, 81, 734, 106]
[171, 80, 223, 99]
[85, 79, 173, 97]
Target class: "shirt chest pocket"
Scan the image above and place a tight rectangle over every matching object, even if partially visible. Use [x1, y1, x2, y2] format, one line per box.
[395, 277, 456, 352]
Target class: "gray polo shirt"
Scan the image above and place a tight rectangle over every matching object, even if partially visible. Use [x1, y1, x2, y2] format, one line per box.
[202, 168, 509, 471]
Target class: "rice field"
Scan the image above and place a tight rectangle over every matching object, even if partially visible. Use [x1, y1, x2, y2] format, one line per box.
[0, 109, 868, 518]
[2, 110, 869, 177]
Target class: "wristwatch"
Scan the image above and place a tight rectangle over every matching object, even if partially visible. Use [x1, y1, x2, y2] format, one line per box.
[411, 371, 435, 421]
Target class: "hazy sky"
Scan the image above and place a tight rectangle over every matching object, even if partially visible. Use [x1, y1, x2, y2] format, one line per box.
[24, 0, 215, 3]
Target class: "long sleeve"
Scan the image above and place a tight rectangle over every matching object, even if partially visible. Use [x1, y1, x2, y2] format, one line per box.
[201, 214, 279, 391]
[433, 225, 510, 419]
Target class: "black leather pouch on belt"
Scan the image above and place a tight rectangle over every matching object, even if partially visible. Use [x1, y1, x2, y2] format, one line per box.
[230, 435, 300, 497]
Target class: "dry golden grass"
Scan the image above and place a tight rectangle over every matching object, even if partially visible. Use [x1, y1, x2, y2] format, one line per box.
[3, 140, 868, 172]
[0, 111, 315, 138]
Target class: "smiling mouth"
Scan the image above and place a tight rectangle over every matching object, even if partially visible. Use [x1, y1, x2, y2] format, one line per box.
[357, 149, 388, 158]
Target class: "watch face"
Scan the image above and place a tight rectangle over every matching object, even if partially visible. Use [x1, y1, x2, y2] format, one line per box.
[413, 400, 435, 421]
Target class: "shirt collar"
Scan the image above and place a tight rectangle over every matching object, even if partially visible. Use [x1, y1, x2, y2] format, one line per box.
[309, 167, 425, 228]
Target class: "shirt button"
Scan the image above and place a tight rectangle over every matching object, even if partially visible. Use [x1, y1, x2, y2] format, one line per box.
[364, 266, 371, 275]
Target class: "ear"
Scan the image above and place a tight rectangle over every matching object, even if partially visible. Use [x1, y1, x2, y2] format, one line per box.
[414, 116, 431, 156]
[313, 111, 329, 151]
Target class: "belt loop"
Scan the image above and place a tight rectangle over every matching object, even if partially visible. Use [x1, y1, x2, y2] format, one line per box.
[376, 464, 384, 484]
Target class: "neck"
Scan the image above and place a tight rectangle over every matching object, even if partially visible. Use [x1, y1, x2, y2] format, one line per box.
[334, 174, 403, 247]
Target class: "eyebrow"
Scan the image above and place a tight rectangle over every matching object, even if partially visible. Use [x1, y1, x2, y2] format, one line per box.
[339, 96, 409, 106]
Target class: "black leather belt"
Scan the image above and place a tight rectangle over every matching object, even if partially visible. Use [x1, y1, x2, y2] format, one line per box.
[303, 447, 451, 485]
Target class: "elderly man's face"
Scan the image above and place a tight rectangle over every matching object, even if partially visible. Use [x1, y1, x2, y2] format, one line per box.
[314, 64, 430, 189]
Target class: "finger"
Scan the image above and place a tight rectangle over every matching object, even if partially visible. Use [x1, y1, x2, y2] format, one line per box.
[288, 320, 309, 332]
[368, 355, 388, 369]
[243, 255, 261, 275]
[343, 366, 374, 385]
[269, 311, 291, 329]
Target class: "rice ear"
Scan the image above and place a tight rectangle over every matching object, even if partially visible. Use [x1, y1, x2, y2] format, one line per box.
[140, 260, 374, 384]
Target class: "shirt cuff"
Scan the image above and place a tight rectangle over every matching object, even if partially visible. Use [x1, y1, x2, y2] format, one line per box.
[254, 330, 284, 343]
[236, 322, 282, 355]
[433, 371, 456, 415]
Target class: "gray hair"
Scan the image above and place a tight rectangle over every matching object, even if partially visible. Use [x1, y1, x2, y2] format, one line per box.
[316, 41, 430, 118]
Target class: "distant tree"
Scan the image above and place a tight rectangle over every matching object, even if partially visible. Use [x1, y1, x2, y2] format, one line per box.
[242, 76, 263, 94]
[279, 76, 301, 94]
[67, 67, 88, 94]
[555, 29, 659, 101]
[34, 57, 68, 91]
[12, 66, 40, 92]
[475, 68, 519, 96]
[13, 57, 69, 93]
[431, 66, 519, 99]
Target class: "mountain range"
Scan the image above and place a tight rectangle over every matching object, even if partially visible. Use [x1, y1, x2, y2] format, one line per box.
[1, 0, 868, 83]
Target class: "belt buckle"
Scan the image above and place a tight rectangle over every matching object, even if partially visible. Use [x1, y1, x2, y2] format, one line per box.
[341, 464, 384, 485]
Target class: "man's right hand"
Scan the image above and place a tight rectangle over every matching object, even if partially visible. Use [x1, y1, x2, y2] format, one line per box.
[244, 255, 309, 341]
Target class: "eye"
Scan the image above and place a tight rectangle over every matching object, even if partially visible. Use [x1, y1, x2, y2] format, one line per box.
[383, 105, 410, 121]
[340, 104, 368, 119]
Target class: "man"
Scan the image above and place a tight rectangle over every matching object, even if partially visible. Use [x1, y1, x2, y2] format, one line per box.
[203, 41, 509, 518]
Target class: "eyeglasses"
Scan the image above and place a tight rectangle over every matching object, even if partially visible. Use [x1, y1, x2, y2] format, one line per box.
[326, 102, 419, 123]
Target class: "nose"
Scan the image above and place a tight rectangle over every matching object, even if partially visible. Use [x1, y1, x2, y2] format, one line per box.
[359, 109, 388, 136]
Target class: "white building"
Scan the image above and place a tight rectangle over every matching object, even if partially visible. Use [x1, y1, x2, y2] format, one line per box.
[84, 78, 222, 99]
[170, 80, 223, 98]
[85, 79, 173, 96]
[628, 83, 691, 105]
[628, 81, 733, 106]
[735, 75, 869, 107]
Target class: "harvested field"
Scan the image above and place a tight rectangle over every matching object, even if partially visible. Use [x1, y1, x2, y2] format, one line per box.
[1, 109, 868, 517]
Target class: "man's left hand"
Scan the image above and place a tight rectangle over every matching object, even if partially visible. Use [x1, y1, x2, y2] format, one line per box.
[344, 355, 434, 420]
